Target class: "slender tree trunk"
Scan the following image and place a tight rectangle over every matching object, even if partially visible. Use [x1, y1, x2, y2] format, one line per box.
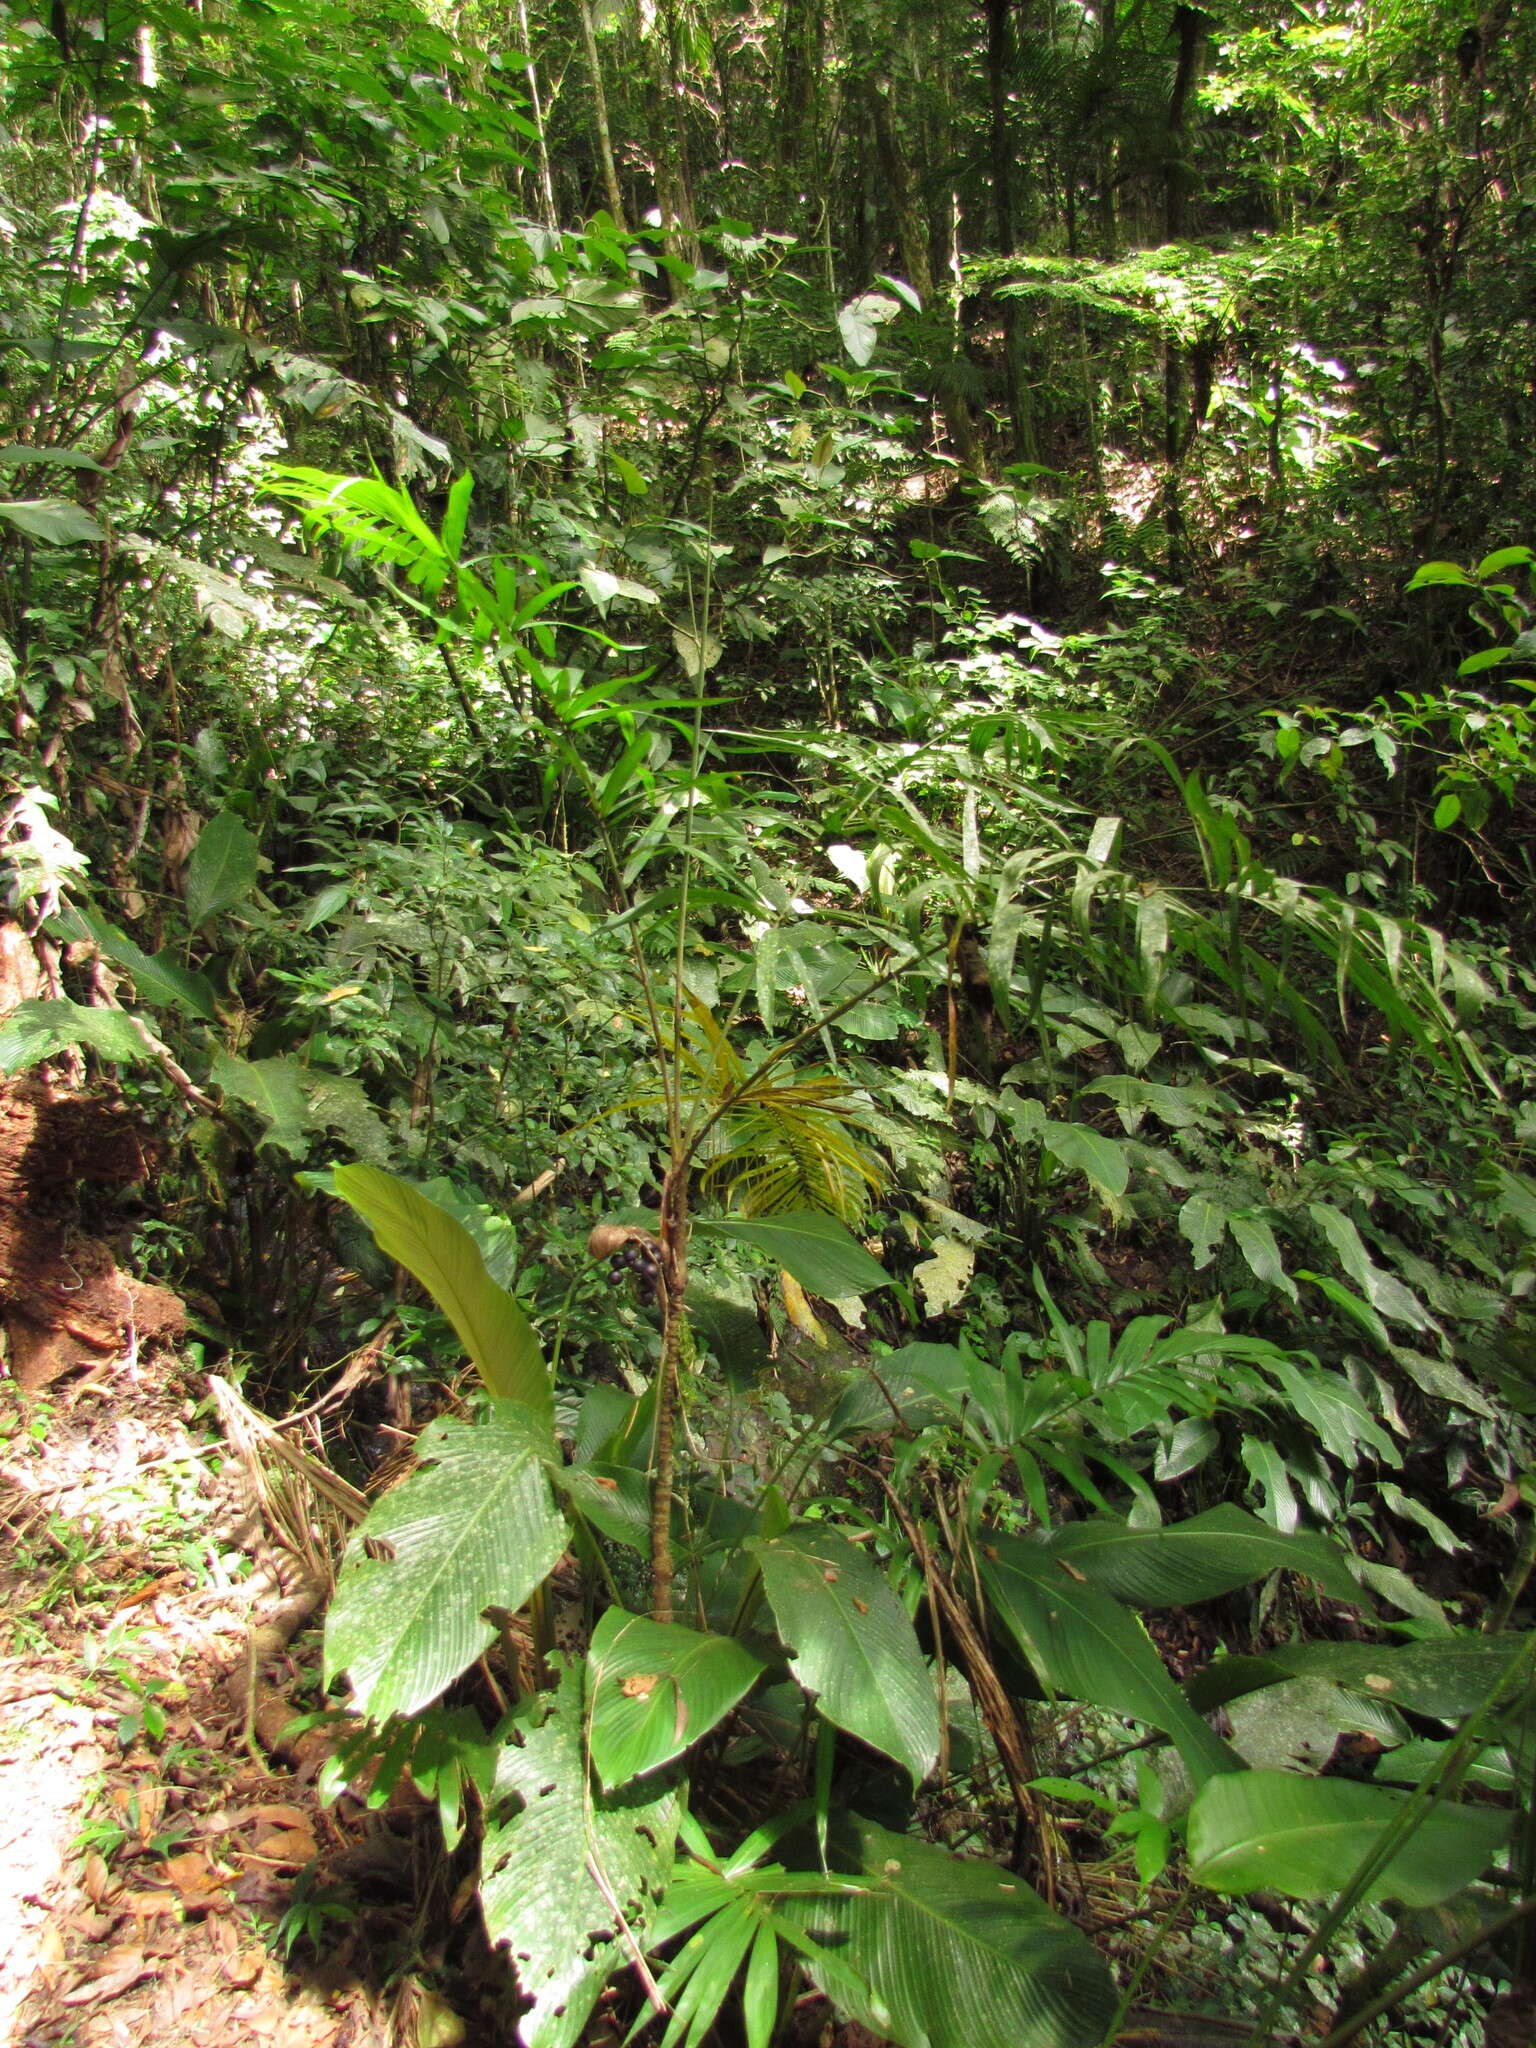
[639, 0, 699, 273]
[868, 79, 933, 300]
[869, 77, 987, 470]
[575, 0, 627, 229]
[985, 0, 1013, 252]
[1161, 3, 1207, 569]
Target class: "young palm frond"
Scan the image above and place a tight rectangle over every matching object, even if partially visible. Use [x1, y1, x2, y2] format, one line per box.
[673, 996, 887, 1223]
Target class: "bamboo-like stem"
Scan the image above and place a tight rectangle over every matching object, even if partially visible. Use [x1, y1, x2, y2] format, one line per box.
[649, 1160, 689, 1623]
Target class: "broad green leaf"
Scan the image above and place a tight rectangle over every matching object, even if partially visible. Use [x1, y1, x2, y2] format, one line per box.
[836, 291, 900, 366]
[1178, 1191, 1228, 1268]
[325, 1407, 568, 1718]
[587, 1609, 764, 1789]
[185, 812, 259, 928]
[304, 1074, 390, 1163]
[827, 1343, 974, 1437]
[332, 1164, 551, 1422]
[1264, 1632, 1536, 1719]
[693, 1212, 890, 1299]
[750, 1527, 940, 1786]
[55, 907, 217, 1019]
[1041, 1119, 1129, 1200]
[1297, 1269, 1390, 1348]
[482, 1662, 679, 2048]
[980, 1534, 1237, 1783]
[0, 997, 158, 1075]
[1405, 561, 1473, 589]
[211, 1051, 311, 1155]
[1475, 545, 1535, 576]
[554, 1463, 652, 1552]
[1270, 1361, 1399, 1466]
[609, 452, 648, 495]
[1230, 1211, 1296, 1300]
[777, 1814, 1116, 2048]
[0, 497, 102, 544]
[1225, 1676, 1407, 1773]
[1240, 1435, 1299, 1530]
[1045, 1506, 1359, 1607]
[1306, 1202, 1430, 1328]
[1188, 1770, 1510, 1905]
[1390, 1345, 1497, 1421]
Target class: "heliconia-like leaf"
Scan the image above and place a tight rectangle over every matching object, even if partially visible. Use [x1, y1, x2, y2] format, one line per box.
[1188, 1769, 1511, 1905]
[481, 1662, 679, 2048]
[587, 1609, 764, 1789]
[332, 1164, 552, 1421]
[325, 1406, 568, 1718]
[1044, 1505, 1360, 1607]
[750, 1527, 939, 1786]
[777, 1813, 1116, 2048]
[981, 1533, 1238, 1783]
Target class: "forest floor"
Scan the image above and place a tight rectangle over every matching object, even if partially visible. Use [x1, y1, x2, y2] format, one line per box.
[0, 1353, 420, 2048]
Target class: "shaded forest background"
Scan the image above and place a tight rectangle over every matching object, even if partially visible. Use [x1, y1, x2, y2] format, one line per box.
[1, 0, 1535, 2040]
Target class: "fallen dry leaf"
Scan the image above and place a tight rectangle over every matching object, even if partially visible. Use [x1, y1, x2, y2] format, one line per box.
[249, 1825, 318, 1866]
[222, 1945, 269, 1989]
[83, 1850, 120, 1907]
[60, 1944, 152, 2006]
[161, 1848, 229, 1904]
[119, 1889, 181, 1920]
[250, 1802, 312, 1831]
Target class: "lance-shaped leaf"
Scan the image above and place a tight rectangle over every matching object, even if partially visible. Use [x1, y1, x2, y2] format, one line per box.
[981, 1534, 1237, 1783]
[1188, 1770, 1511, 1906]
[185, 811, 259, 928]
[777, 1813, 1116, 2048]
[482, 1662, 679, 2048]
[693, 1212, 891, 1299]
[750, 1528, 939, 1786]
[325, 1407, 568, 1718]
[1248, 1631, 1536, 1720]
[588, 1609, 764, 1789]
[333, 1164, 552, 1423]
[1045, 1505, 1360, 1607]
[55, 907, 216, 1019]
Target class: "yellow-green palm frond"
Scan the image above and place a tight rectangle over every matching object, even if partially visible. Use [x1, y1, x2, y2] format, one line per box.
[700, 1080, 887, 1225]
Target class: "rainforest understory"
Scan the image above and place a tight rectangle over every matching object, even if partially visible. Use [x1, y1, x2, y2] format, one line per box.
[1, 0, 1535, 2042]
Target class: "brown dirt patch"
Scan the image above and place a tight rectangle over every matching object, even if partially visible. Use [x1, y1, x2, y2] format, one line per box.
[0, 1077, 184, 1392]
[0, 1365, 418, 2048]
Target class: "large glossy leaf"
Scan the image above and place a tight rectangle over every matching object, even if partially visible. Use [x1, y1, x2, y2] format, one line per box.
[1041, 1118, 1129, 1200]
[693, 1212, 891, 1298]
[0, 496, 102, 543]
[325, 1406, 568, 1718]
[587, 1609, 764, 1789]
[981, 1534, 1237, 1783]
[827, 1342, 973, 1437]
[1188, 1770, 1511, 1905]
[211, 1051, 310, 1155]
[185, 811, 259, 927]
[332, 1164, 552, 1422]
[1261, 1633, 1536, 1719]
[1046, 1506, 1360, 1607]
[750, 1527, 940, 1786]
[0, 997, 158, 1074]
[777, 1813, 1116, 2048]
[482, 1662, 679, 2048]
[55, 907, 217, 1019]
